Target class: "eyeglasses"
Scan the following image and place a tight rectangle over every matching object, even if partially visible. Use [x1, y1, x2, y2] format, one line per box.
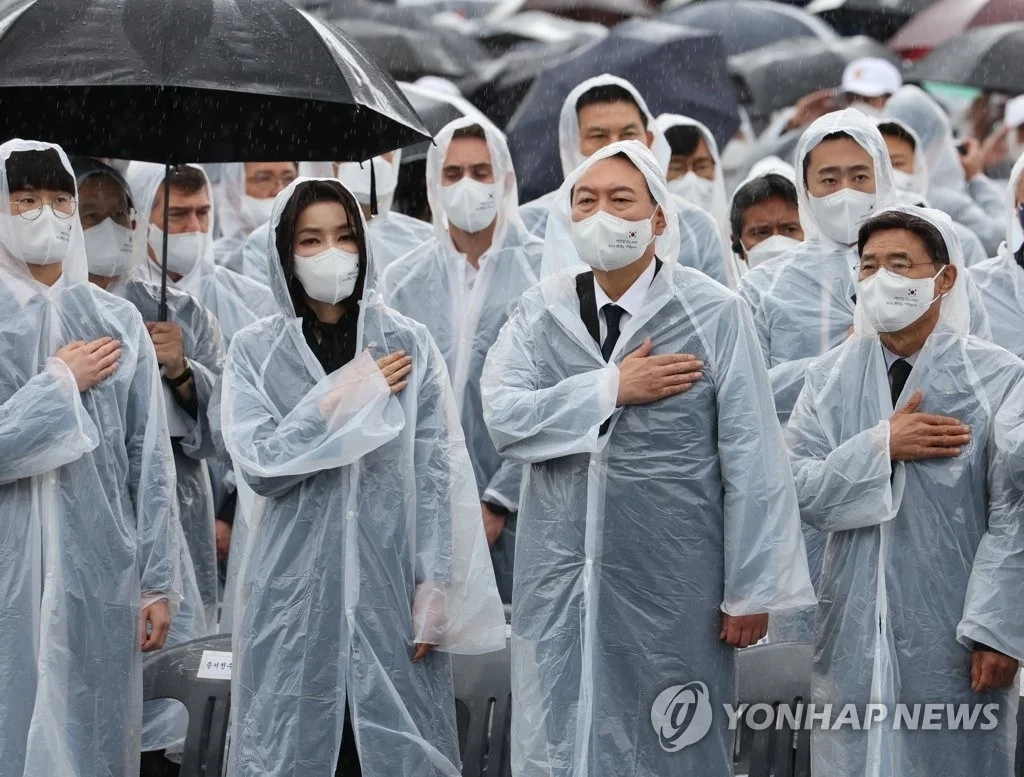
[858, 258, 938, 276]
[11, 194, 77, 220]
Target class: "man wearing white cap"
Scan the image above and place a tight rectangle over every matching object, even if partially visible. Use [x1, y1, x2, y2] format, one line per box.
[841, 57, 903, 117]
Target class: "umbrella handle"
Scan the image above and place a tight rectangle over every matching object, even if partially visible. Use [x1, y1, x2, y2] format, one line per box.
[158, 163, 170, 322]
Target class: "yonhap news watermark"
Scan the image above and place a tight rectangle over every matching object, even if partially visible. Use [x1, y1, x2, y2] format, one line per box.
[651, 681, 1006, 753]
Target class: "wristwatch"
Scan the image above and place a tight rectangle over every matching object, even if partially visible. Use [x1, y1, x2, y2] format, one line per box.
[165, 358, 193, 387]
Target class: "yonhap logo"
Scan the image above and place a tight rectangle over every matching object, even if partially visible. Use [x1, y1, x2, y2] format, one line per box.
[650, 681, 714, 752]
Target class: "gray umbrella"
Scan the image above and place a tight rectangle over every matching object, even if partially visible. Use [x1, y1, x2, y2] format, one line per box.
[906, 23, 1024, 94]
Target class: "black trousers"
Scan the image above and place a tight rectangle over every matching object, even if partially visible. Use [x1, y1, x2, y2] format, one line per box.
[335, 702, 362, 777]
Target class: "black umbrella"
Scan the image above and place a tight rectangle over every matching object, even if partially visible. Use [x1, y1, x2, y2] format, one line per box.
[659, 0, 838, 56]
[729, 35, 902, 117]
[0, 0, 427, 318]
[460, 38, 589, 127]
[328, 17, 492, 80]
[804, 0, 938, 41]
[906, 23, 1024, 94]
[507, 19, 741, 201]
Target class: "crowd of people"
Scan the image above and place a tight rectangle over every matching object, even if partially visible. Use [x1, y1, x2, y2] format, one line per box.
[3, 52, 1024, 777]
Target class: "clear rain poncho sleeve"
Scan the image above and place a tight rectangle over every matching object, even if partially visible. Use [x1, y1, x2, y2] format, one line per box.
[786, 203, 1023, 777]
[0, 139, 181, 777]
[223, 176, 505, 777]
[482, 141, 813, 777]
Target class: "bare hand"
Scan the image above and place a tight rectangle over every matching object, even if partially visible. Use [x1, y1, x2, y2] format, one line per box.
[616, 338, 702, 407]
[889, 390, 970, 462]
[959, 137, 985, 180]
[482, 503, 506, 547]
[146, 322, 187, 380]
[981, 125, 1010, 169]
[720, 613, 769, 648]
[412, 642, 434, 663]
[971, 647, 1019, 693]
[377, 351, 412, 395]
[56, 337, 121, 392]
[215, 518, 232, 564]
[140, 600, 171, 652]
[786, 89, 835, 132]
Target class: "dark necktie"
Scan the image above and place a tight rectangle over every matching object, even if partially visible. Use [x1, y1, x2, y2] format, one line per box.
[889, 358, 912, 408]
[601, 304, 625, 363]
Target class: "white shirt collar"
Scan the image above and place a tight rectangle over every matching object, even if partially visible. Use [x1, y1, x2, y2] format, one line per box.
[882, 343, 919, 370]
[593, 257, 657, 318]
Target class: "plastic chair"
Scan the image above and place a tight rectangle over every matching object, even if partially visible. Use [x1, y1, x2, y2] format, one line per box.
[453, 608, 512, 777]
[734, 642, 813, 777]
[143, 633, 233, 777]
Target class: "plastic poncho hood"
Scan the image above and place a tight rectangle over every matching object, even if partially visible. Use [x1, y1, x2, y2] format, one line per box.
[557, 74, 672, 179]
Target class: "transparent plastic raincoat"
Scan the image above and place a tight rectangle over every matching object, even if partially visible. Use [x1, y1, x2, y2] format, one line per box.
[970, 153, 1024, 358]
[380, 118, 539, 603]
[737, 111, 990, 641]
[0, 140, 180, 776]
[786, 204, 1024, 777]
[126, 162, 278, 345]
[878, 117, 988, 267]
[481, 142, 815, 777]
[221, 177, 506, 776]
[212, 162, 282, 274]
[72, 158, 220, 751]
[517, 74, 731, 286]
[884, 86, 1006, 255]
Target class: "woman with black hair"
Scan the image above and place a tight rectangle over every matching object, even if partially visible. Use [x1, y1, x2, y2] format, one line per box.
[220, 178, 504, 777]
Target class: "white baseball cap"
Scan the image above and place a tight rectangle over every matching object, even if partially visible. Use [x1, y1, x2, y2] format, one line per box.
[1005, 95, 1024, 129]
[842, 58, 903, 99]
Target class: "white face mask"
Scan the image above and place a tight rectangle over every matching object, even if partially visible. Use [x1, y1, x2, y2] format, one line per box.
[571, 209, 656, 272]
[667, 172, 715, 212]
[148, 225, 209, 277]
[807, 188, 877, 245]
[337, 157, 398, 205]
[84, 217, 134, 278]
[1, 208, 73, 265]
[891, 169, 918, 194]
[240, 195, 275, 232]
[858, 266, 945, 333]
[743, 234, 801, 268]
[440, 178, 499, 234]
[292, 246, 361, 305]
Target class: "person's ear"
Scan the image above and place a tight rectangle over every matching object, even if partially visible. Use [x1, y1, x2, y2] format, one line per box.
[645, 130, 655, 149]
[937, 263, 957, 295]
[652, 205, 667, 237]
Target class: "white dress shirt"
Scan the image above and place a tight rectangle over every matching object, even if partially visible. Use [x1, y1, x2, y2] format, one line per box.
[593, 258, 658, 344]
[881, 345, 919, 371]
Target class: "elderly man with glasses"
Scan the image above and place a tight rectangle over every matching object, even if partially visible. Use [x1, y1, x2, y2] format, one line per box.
[786, 204, 1024, 777]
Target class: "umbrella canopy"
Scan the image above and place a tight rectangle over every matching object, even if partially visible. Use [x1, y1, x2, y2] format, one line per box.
[905, 22, 1024, 94]
[730, 34, 902, 116]
[659, 0, 838, 56]
[460, 38, 590, 126]
[507, 18, 740, 201]
[516, 0, 655, 27]
[0, 0, 428, 164]
[805, 0, 938, 41]
[329, 17, 492, 80]
[890, 0, 1024, 56]
[474, 10, 607, 53]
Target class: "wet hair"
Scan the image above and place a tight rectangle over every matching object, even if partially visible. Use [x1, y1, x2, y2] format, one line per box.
[664, 125, 704, 157]
[877, 121, 917, 152]
[729, 174, 799, 238]
[802, 130, 856, 185]
[451, 123, 487, 142]
[575, 84, 646, 126]
[275, 179, 368, 314]
[857, 210, 950, 265]
[6, 149, 75, 194]
[162, 165, 207, 196]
